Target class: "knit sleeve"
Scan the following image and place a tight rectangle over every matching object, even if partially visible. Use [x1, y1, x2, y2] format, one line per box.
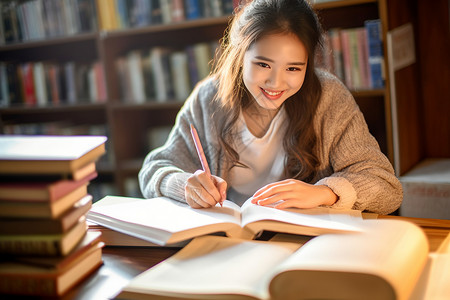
[138, 78, 221, 203]
[314, 71, 403, 214]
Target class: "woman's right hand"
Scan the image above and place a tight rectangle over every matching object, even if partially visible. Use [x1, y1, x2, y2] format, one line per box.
[185, 170, 227, 208]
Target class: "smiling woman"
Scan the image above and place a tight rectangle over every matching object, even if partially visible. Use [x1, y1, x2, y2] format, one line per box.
[242, 33, 308, 136]
[138, 0, 403, 215]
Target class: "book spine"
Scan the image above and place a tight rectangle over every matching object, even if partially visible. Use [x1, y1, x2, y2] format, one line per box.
[185, 0, 202, 20]
[193, 42, 212, 80]
[339, 29, 353, 90]
[160, 0, 172, 24]
[171, 0, 185, 22]
[0, 237, 62, 256]
[356, 27, 371, 89]
[348, 29, 362, 90]
[328, 28, 345, 82]
[115, 0, 129, 28]
[365, 19, 385, 89]
[33, 62, 48, 106]
[170, 51, 191, 101]
[0, 276, 58, 296]
[0, 63, 9, 107]
[127, 50, 146, 103]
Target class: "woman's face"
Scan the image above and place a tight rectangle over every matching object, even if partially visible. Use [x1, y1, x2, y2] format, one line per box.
[242, 33, 308, 111]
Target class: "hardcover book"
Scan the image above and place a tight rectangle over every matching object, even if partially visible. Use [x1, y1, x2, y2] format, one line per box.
[0, 231, 104, 297]
[87, 196, 363, 246]
[0, 195, 92, 235]
[115, 219, 434, 300]
[0, 184, 88, 218]
[0, 216, 87, 256]
[0, 135, 107, 177]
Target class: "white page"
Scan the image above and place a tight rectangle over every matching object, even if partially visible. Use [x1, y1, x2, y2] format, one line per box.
[89, 197, 242, 233]
[121, 236, 299, 299]
[240, 199, 363, 232]
[409, 253, 450, 300]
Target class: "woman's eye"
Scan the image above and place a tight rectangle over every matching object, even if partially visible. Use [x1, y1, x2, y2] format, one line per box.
[287, 67, 301, 71]
[256, 62, 270, 68]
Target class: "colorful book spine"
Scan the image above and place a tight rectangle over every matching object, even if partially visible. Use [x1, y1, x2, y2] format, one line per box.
[365, 19, 385, 89]
[185, 0, 202, 20]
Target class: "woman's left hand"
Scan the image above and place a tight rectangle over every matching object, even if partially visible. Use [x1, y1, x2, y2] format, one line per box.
[250, 179, 338, 209]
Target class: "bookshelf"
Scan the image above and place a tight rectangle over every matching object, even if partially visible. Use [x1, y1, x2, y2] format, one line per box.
[2, 0, 445, 197]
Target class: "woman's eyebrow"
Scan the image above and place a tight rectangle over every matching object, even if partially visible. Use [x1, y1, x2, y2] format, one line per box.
[254, 55, 306, 65]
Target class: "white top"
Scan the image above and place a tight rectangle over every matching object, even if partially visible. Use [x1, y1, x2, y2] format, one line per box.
[228, 107, 288, 204]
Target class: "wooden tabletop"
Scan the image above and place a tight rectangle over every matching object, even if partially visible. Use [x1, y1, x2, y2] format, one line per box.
[5, 215, 450, 300]
[379, 215, 450, 252]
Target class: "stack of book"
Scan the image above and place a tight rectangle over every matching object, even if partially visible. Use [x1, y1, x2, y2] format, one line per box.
[0, 135, 107, 297]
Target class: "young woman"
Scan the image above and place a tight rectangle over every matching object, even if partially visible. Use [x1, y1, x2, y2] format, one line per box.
[139, 0, 403, 214]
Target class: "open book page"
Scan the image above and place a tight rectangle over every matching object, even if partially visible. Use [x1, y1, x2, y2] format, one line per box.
[268, 219, 429, 300]
[116, 236, 301, 300]
[410, 232, 450, 300]
[410, 253, 450, 300]
[88, 196, 243, 245]
[239, 198, 364, 237]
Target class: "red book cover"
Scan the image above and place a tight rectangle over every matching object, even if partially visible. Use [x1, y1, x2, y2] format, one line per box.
[0, 171, 97, 202]
[20, 63, 37, 106]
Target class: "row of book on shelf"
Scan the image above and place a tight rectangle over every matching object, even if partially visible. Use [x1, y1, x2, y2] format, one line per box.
[117, 41, 218, 103]
[0, 60, 106, 107]
[0, 0, 235, 45]
[317, 19, 385, 90]
[0, 0, 98, 44]
[0, 18, 384, 108]
[97, 0, 234, 31]
[0, 135, 107, 297]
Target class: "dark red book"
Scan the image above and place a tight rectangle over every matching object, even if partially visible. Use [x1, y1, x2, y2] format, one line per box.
[0, 171, 97, 201]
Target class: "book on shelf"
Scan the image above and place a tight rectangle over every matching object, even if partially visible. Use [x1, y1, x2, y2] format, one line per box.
[127, 50, 147, 103]
[0, 231, 104, 297]
[0, 216, 88, 256]
[0, 0, 97, 44]
[87, 196, 363, 246]
[365, 19, 385, 89]
[0, 135, 107, 177]
[171, 0, 186, 23]
[170, 51, 191, 101]
[318, 20, 384, 91]
[116, 41, 216, 103]
[96, 0, 119, 30]
[185, 0, 202, 20]
[0, 195, 92, 235]
[151, 47, 175, 102]
[0, 60, 105, 107]
[114, 219, 439, 300]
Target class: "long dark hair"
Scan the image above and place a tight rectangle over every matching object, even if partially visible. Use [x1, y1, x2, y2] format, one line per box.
[212, 0, 323, 182]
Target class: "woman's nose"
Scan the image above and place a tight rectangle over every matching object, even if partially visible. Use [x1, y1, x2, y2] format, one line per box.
[265, 69, 283, 88]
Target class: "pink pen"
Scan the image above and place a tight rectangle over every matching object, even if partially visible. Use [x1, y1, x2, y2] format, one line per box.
[190, 124, 223, 207]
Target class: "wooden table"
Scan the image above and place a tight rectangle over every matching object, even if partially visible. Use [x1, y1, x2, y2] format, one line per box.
[6, 215, 450, 300]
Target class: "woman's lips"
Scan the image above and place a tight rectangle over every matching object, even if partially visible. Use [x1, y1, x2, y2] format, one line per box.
[260, 88, 284, 100]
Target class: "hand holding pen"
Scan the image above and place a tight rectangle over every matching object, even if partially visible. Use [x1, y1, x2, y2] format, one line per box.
[184, 124, 227, 208]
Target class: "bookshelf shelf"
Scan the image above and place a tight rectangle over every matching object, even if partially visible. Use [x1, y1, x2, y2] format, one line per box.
[101, 16, 230, 39]
[0, 32, 98, 52]
[351, 89, 385, 97]
[5, 0, 440, 195]
[313, 0, 377, 10]
[110, 102, 183, 111]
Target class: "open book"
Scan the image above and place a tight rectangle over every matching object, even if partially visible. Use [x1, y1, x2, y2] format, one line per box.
[115, 219, 432, 300]
[87, 196, 363, 246]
